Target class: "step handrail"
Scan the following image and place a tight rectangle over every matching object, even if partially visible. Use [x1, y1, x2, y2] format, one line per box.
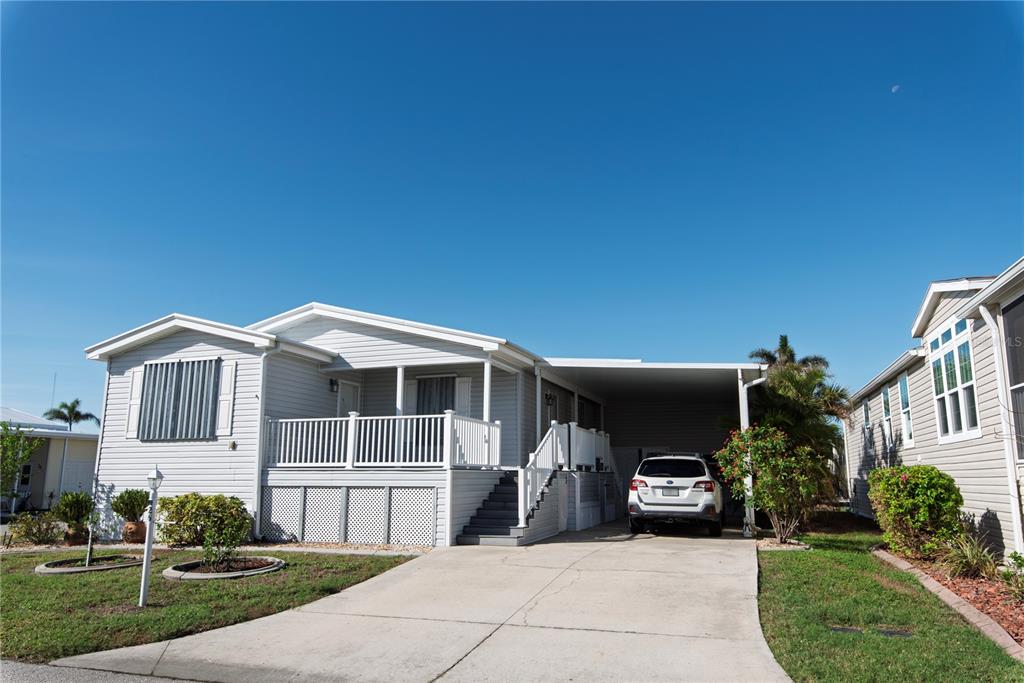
[517, 421, 566, 527]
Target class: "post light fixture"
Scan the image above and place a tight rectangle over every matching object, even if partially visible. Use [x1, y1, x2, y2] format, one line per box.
[139, 465, 163, 607]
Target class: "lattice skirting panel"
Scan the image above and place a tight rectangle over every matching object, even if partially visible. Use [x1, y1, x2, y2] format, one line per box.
[260, 485, 438, 546]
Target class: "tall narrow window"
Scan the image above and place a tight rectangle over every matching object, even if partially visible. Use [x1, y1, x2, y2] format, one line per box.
[1003, 296, 1024, 460]
[861, 401, 874, 458]
[881, 386, 893, 446]
[927, 320, 979, 442]
[139, 359, 221, 441]
[898, 372, 914, 447]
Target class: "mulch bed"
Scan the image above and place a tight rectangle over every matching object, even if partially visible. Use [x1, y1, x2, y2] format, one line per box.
[908, 558, 1024, 647]
[190, 557, 277, 573]
[49, 555, 140, 568]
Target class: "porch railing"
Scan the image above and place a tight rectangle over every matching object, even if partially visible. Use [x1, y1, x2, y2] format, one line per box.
[263, 411, 503, 469]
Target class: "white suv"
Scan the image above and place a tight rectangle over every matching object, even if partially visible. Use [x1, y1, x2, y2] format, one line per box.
[627, 456, 724, 536]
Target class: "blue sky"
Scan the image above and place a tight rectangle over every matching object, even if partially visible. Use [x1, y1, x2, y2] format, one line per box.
[2, 2, 1022, 429]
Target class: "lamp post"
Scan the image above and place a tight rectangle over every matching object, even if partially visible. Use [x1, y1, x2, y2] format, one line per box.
[138, 465, 163, 608]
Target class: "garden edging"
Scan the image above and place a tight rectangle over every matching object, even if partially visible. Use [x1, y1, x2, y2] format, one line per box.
[872, 548, 1024, 662]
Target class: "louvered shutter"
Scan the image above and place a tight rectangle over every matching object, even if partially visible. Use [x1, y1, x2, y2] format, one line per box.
[216, 360, 236, 436]
[126, 368, 144, 438]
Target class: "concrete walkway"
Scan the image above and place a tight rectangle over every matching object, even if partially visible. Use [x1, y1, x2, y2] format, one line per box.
[51, 523, 789, 682]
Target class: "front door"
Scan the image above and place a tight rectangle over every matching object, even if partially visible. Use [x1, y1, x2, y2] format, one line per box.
[337, 382, 359, 416]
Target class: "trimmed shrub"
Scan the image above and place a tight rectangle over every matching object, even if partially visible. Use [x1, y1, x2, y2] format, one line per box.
[10, 512, 63, 545]
[157, 492, 252, 553]
[715, 424, 829, 543]
[52, 491, 94, 529]
[940, 533, 997, 579]
[868, 465, 962, 558]
[111, 489, 150, 523]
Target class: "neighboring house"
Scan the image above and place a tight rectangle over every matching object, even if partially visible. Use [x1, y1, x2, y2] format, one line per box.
[84, 303, 766, 546]
[846, 257, 1024, 556]
[1, 407, 99, 511]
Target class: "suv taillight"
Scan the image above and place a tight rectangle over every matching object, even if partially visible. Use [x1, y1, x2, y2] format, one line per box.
[692, 480, 715, 492]
[629, 479, 648, 491]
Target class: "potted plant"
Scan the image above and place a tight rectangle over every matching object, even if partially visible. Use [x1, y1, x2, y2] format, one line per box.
[52, 491, 94, 545]
[111, 489, 150, 543]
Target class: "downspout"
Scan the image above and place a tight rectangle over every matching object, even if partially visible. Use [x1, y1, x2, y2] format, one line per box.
[738, 369, 768, 538]
[85, 360, 111, 566]
[252, 347, 283, 540]
[841, 416, 854, 514]
[977, 305, 1024, 555]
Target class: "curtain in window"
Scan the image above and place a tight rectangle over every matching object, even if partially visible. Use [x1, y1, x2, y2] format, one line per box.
[416, 377, 455, 415]
[140, 359, 220, 441]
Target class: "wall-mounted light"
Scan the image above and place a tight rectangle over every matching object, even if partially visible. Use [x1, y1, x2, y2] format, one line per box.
[329, 378, 339, 393]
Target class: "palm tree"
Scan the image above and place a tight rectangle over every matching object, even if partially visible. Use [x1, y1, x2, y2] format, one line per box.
[43, 399, 99, 432]
[749, 334, 829, 370]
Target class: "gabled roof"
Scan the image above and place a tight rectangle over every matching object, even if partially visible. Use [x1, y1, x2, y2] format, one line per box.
[849, 348, 925, 404]
[85, 314, 336, 363]
[910, 277, 994, 338]
[248, 302, 540, 366]
[954, 256, 1024, 319]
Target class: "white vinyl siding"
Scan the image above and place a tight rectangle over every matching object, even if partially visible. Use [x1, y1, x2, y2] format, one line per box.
[93, 330, 263, 538]
[264, 353, 338, 420]
[851, 292, 1016, 553]
[273, 317, 487, 369]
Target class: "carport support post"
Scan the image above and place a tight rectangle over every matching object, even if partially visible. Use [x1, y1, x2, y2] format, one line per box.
[737, 370, 757, 538]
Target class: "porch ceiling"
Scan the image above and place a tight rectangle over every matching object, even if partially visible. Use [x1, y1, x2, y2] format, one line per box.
[541, 359, 765, 400]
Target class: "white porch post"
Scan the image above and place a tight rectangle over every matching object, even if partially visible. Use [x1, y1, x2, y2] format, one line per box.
[483, 358, 492, 422]
[395, 366, 405, 416]
[345, 411, 359, 469]
[535, 367, 543, 444]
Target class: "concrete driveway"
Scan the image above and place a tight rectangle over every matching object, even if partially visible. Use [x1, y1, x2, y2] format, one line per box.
[52, 523, 788, 682]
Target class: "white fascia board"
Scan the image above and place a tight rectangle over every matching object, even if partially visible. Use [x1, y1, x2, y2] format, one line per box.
[250, 302, 505, 352]
[541, 358, 764, 371]
[910, 278, 995, 338]
[954, 257, 1024, 319]
[849, 348, 924, 404]
[24, 429, 99, 441]
[85, 314, 276, 360]
[276, 340, 337, 364]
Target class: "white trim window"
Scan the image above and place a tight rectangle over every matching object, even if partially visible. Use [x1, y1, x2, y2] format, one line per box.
[861, 401, 874, 458]
[881, 386, 893, 447]
[897, 372, 914, 449]
[928, 318, 980, 444]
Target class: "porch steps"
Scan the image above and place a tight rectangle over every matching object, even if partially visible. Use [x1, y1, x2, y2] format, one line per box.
[456, 472, 552, 546]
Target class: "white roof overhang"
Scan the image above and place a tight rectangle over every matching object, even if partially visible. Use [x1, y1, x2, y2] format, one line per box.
[910, 278, 994, 338]
[539, 358, 766, 400]
[85, 314, 337, 364]
[954, 257, 1024, 319]
[849, 348, 925, 404]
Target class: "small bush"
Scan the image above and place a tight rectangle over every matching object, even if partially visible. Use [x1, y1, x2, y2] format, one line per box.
[111, 489, 150, 522]
[868, 465, 962, 559]
[158, 493, 252, 557]
[940, 533, 997, 579]
[201, 502, 252, 568]
[10, 512, 63, 545]
[1002, 551, 1024, 602]
[52, 491, 94, 533]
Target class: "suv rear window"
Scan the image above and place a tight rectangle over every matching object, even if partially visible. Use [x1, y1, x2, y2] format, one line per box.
[637, 459, 707, 478]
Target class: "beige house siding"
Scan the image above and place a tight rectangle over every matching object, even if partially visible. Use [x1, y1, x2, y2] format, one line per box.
[849, 291, 1017, 554]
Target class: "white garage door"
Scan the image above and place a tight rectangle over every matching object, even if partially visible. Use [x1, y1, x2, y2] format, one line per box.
[61, 456, 94, 495]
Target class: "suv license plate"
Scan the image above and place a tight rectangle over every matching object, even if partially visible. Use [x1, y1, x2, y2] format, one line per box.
[662, 488, 679, 497]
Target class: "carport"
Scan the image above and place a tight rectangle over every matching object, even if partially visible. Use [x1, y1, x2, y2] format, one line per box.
[536, 359, 767, 533]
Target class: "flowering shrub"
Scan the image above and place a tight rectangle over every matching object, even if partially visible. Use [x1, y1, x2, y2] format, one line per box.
[868, 465, 962, 559]
[714, 424, 826, 543]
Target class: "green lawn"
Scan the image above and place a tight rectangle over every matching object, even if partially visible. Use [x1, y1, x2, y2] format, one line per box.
[758, 524, 1024, 682]
[0, 549, 410, 663]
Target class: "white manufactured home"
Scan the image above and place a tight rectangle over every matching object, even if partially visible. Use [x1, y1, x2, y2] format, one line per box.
[846, 256, 1024, 556]
[85, 303, 765, 546]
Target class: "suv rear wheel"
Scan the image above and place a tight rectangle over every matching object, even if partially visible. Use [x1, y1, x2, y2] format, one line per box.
[628, 517, 644, 534]
[707, 512, 724, 537]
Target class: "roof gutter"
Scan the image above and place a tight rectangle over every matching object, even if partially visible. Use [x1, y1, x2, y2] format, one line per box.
[976, 304, 1024, 555]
